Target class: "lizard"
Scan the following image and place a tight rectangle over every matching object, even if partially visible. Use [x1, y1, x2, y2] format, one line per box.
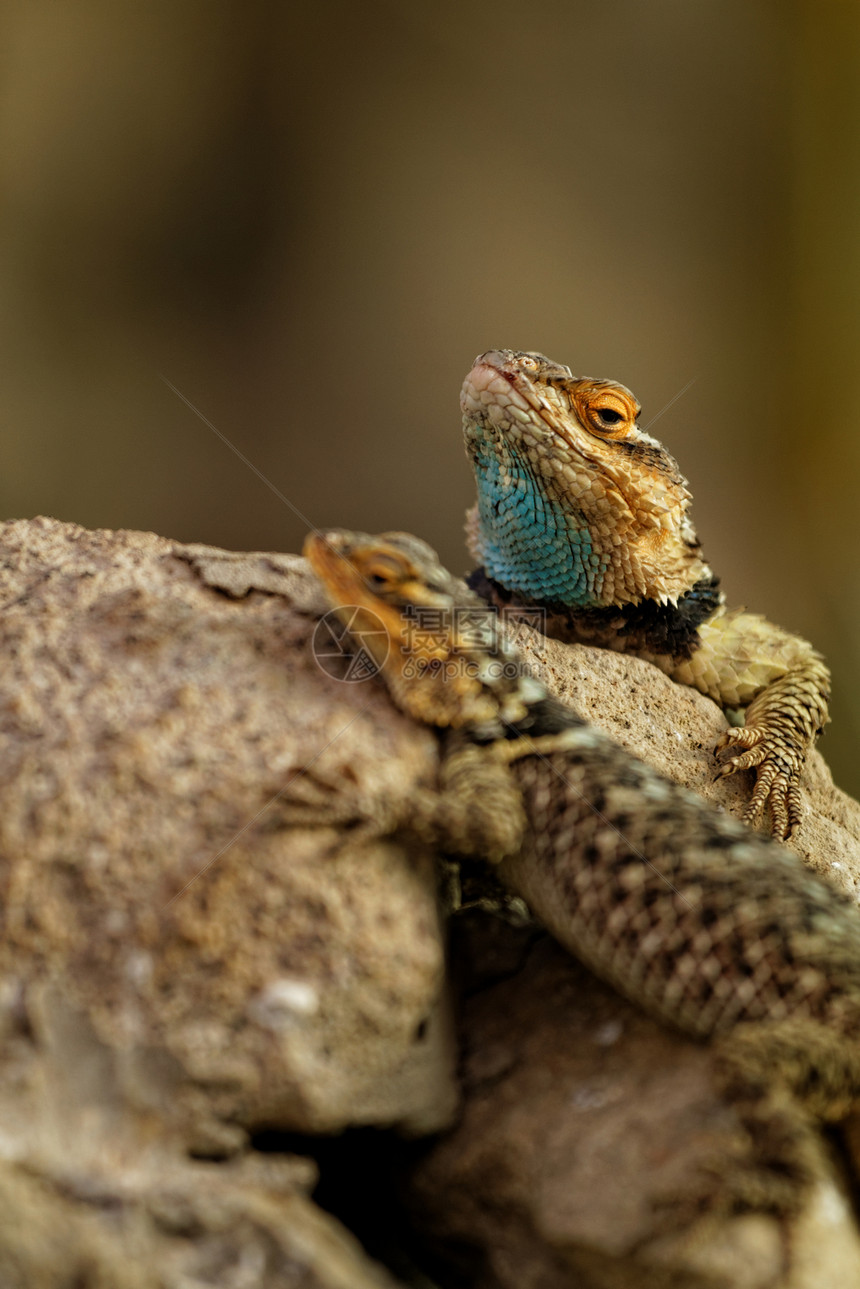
[304, 526, 860, 1215]
[460, 348, 830, 841]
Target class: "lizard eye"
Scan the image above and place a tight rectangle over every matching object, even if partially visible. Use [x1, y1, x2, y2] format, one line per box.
[572, 383, 639, 438]
[518, 355, 540, 372]
[363, 555, 406, 587]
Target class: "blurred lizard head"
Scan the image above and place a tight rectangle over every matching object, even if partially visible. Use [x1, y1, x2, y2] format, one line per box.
[304, 528, 539, 731]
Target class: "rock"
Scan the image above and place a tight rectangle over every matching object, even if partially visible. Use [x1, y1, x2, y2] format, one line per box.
[0, 1150, 406, 1288]
[0, 516, 458, 1156]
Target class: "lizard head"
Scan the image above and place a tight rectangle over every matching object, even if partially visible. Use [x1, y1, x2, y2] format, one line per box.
[461, 349, 708, 608]
[304, 528, 542, 732]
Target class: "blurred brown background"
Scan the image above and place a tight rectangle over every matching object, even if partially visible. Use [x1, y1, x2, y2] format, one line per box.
[0, 0, 858, 797]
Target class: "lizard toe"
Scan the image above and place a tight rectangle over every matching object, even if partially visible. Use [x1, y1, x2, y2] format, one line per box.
[741, 761, 781, 827]
[715, 744, 769, 776]
[760, 774, 803, 841]
[714, 725, 763, 754]
[765, 781, 791, 841]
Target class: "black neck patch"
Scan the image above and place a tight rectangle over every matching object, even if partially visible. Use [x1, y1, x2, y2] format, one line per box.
[467, 568, 723, 661]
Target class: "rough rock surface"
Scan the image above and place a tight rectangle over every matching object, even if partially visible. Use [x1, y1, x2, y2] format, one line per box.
[0, 516, 453, 1286]
[0, 1149, 404, 1289]
[0, 516, 859, 1288]
[0, 517, 456, 1149]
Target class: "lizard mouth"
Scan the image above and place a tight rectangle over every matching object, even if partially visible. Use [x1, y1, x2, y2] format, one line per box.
[462, 350, 549, 414]
[460, 350, 595, 463]
[461, 350, 688, 524]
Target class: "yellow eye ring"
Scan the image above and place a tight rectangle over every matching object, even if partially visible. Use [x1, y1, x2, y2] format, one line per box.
[571, 382, 639, 438]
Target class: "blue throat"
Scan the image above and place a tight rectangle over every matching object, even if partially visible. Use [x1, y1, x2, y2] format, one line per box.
[473, 445, 609, 608]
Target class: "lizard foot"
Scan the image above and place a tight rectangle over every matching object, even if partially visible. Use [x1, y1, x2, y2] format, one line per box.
[649, 1098, 819, 1241]
[697, 1019, 859, 1217]
[713, 726, 803, 840]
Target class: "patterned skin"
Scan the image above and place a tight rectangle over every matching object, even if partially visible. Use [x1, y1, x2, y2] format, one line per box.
[462, 350, 830, 841]
[305, 527, 860, 1214]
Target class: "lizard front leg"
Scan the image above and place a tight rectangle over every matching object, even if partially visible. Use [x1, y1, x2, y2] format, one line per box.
[665, 607, 830, 840]
[405, 734, 528, 864]
[267, 737, 525, 863]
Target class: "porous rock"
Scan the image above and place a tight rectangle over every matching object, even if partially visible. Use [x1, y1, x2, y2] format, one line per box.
[0, 1148, 405, 1289]
[0, 516, 452, 1285]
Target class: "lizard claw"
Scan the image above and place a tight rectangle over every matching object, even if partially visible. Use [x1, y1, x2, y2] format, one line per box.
[713, 726, 760, 756]
[714, 727, 802, 841]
